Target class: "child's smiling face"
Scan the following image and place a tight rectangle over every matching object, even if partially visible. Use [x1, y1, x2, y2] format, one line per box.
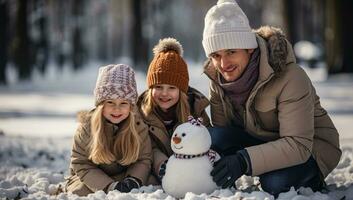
[102, 99, 131, 124]
[152, 84, 180, 112]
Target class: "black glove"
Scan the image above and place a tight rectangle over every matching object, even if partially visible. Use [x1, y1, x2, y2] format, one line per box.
[158, 159, 168, 180]
[115, 176, 141, 192]
[210, 151, 248, 189]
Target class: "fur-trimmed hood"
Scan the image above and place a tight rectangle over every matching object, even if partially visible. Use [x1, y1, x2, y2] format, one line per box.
[77, 110, 92, 124]
[203, 26, 296, 80]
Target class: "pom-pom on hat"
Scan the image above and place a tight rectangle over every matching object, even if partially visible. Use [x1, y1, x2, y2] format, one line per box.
[147, 37, 189, 94]
[94, 64, 137, 106]
[202, 0, 258, 56]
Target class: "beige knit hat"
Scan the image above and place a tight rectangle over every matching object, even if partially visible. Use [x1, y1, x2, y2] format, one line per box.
[202, 0, 258, 56]
[94, 64, 137, 106]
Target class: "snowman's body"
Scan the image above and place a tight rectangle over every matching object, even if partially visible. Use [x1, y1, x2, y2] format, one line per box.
[162, 154, 217, 198]
[162, 117, 218, 198]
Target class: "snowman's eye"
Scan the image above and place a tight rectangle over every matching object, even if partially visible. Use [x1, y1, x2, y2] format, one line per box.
[181, 133, 186, 137]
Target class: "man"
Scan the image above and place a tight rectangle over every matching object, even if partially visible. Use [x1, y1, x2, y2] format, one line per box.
[202, 0, 341, 196]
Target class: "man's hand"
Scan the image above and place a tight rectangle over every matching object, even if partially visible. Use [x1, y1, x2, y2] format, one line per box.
[210, 152, 247, 188]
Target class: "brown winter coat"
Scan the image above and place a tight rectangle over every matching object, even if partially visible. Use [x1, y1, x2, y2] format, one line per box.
[137, 87, 210, 180]
[204, 26, 341, 178]
[65, 109, 152, 196]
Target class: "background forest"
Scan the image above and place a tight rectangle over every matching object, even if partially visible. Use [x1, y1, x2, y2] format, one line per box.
[0, 0, 352, 85]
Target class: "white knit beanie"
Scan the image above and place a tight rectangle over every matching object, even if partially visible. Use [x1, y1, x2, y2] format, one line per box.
[94, 64, 137, 106]
[202, 0, 258, 56]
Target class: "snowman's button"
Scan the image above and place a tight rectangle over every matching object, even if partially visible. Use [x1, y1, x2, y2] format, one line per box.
[151, 127, 155, 131]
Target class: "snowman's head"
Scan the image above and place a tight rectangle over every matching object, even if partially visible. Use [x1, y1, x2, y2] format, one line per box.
[171, 117, 211, 155]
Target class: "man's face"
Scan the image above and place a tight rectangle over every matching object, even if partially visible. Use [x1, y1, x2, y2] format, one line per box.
[210, 49, 254, 82]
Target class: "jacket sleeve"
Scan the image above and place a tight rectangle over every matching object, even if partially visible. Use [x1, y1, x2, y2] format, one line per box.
[151, 140, 169, 177]
[209, 80, 228, 126]
[246, 67, 314, 176]
[126, 121, 152, 185]
[70, 124, 114, 192]
[200, 109, 211, 127]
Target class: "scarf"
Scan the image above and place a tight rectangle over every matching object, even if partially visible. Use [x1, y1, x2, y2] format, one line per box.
[219, 48, 260, 106]
[174, 149, 219, 164]
[155, 104, 177, 135]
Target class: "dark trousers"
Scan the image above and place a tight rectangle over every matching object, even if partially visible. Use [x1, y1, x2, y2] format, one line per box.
[208, 126, 324, 196]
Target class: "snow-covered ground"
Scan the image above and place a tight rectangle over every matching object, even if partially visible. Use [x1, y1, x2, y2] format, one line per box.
[0, 62, 352, 199]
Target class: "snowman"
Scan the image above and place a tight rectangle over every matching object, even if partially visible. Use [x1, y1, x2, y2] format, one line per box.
[162, 116, 219, 198]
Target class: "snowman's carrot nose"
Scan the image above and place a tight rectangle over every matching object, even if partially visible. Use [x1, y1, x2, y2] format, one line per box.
[172, 136, 181, 144]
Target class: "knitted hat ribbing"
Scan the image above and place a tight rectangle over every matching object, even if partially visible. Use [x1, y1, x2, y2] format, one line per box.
[94, 64, 137, 106]
[202, 0, 258, 56]
[147, 38, 189, 93]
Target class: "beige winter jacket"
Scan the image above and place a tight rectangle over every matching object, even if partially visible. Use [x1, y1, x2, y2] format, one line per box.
[65, 109, 152, 196]
[137, 87, 210, 179]
[204, 26, 341, 178]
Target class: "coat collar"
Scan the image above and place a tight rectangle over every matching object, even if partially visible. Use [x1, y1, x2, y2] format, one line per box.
[136, 92, 166, 130]
[77, 109, 119, 137]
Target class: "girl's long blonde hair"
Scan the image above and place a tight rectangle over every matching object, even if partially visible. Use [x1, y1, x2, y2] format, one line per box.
[88, 103, 140, 165]
[141, 88, 190, 123]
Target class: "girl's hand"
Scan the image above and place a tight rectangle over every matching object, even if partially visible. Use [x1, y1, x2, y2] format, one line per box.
[158, 159, 168, 180]
[109, 176, 141, 193]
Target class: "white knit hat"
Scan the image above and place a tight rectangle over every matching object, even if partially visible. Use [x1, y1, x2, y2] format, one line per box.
[94, 64, 137, 106]
[202, 0, 258, 56]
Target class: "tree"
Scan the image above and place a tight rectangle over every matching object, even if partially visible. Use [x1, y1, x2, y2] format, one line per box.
[11, 0, 33, 80]
[325, 0, 353, 73]
[340, 0, 353, 73]
[71, 0, 86, 70]
[0, 0, 8, 84]
[131, 0, 148, 69]
[33, 0, 49, 74]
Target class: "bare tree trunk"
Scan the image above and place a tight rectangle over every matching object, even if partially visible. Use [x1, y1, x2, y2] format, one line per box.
[341, 0, 353, 73]
[283, 0, 298, 44]
[0, 0, 8, 84]
[325, 0, 341, 73]
[52, 0, 68, 69]
[131, 0, 148, 69]
[32, 0, 49, 75]
[12, 0, 32, 80]
[325, 0, 352, 73]
[71, 0, 86, 70]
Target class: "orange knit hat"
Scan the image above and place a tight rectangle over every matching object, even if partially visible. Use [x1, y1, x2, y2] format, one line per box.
[147, 38, 189, 93]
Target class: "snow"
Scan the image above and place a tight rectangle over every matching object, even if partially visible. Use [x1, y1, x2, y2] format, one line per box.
[1, 62, 353, 199]
[294, 41, 322, 61]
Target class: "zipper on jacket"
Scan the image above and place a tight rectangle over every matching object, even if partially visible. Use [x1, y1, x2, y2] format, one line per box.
[243, 109, 247, 128]
[245, 72, 274, 130]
